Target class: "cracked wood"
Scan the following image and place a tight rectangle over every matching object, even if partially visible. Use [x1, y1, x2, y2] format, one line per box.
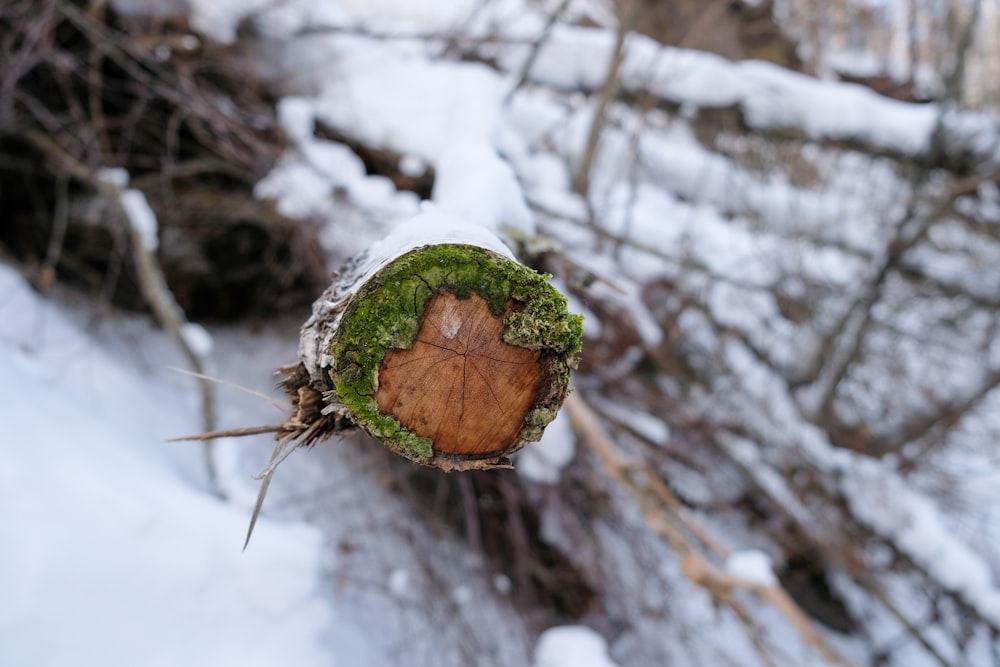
[375, 291, 542, 456]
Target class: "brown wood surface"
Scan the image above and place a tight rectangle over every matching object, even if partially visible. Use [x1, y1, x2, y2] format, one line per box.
[376, 291, 542, 456]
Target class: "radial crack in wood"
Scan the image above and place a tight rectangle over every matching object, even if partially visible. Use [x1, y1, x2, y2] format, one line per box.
[377, 291, 542, 457]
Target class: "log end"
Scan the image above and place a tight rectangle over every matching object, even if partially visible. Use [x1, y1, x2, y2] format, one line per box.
[328, 243, 582, 470]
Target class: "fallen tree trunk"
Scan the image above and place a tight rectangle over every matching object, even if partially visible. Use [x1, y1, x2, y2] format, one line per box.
[285, 210, 583, 471]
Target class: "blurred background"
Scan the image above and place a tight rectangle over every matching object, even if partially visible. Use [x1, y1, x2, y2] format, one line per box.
[2, 1, 999, 666]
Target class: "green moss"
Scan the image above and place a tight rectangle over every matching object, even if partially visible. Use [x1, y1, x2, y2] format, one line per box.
[328, 243, 583, 464]
[504, 294, 583, 355]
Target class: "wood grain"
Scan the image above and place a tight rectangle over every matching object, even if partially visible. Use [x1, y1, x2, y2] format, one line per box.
[376, 291, 542, 456]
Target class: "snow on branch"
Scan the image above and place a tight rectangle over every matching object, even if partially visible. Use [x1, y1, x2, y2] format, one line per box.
[838, 456, 1000, 629]
[488, 24, 999, 170]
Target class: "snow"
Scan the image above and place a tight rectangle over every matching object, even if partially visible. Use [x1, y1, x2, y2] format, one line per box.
[839, 457, 1000, 627]
[94, 167, 159, 251]
[398, 153, 428, 178]
[315, 56, 501, 163]
[120, 188, 159, 251]
[725, 550, 779, 588]
[492, 24, 945, 156]
[255, 45, 539, 245]
[254, 96, 419, 227]
[186, 0, 274, 44]
[388, 568, 410, 597]
[596, 403, 670, 446]
[334, 0, 486, 34]
[533, 626, 620, 667]
[517, 408, 576, 484]
[304, 41, 533, 234]
[735, 59, 936, 154]
[180, 322, 214, 359]
[96, 166, 130, 188]
[0, 265, 341, 667]
[341, 208, 520, 286]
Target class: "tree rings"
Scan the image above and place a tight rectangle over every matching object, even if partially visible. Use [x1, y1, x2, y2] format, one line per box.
[328, 243, 582, 471]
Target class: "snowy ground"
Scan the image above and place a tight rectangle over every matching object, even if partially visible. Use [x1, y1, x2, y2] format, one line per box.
[0, 264, 349, 666]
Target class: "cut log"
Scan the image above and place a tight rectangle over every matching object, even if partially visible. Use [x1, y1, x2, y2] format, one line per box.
[293, 211, 583, 471]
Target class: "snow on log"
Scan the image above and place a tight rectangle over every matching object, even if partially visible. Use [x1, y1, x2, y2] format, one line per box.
[293, 210, 583, 471]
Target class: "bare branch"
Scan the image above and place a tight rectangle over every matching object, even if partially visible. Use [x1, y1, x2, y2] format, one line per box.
[572, 0, 635, 196]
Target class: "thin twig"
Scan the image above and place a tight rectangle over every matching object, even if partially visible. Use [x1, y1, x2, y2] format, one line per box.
[572, 0, 635, 196]
[167, 425, 291, 442]
[503, 0, 570, 105]
[242, 420, 326, 550]
[167, 366, 291, 412]
[25, 129, 221, 495]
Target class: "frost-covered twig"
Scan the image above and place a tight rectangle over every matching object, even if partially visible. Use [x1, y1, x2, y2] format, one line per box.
[25, 130, 220, 494]
[115, 183, 220, 493]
